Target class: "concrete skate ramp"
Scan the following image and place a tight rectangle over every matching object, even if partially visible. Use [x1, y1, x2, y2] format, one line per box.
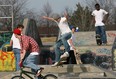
[51, 31, 115, 70]
[1, 31, 116, 79]
[23, 18, 43, 46]
[74, 31, 116, 46]
[1, 65, 116, 79]
[51, 31, 116, 56]
[73, 31, 116, 56]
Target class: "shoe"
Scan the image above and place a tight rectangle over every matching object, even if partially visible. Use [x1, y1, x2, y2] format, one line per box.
[36, 67, 44, 76]
[102, 43, 107, 46]
[51, 62, 58, 67]
[61, 60, 66, 63]
[60, 52, 69, 59]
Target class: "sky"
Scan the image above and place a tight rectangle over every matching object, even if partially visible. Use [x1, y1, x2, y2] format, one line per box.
[27, 0, 83, 14]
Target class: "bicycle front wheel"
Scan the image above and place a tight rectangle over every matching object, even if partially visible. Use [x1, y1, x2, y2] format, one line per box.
[11, 75, 25, 79]
[43, 74, 58, 79]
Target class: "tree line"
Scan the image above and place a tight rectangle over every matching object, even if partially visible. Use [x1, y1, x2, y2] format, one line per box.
[0, 0, 116, 31]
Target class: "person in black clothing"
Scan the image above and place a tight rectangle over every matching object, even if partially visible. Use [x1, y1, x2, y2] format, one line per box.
[65, 27, 77, 64]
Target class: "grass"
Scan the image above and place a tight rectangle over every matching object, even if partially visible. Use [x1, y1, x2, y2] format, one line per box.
[41, 37, 57, 42]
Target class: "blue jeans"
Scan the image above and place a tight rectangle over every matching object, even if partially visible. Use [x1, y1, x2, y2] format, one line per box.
[23, 54, 40, 73]
[13, 48, 20, 71]
[54, 32, 71, 62]
[95, 26, 107, 43]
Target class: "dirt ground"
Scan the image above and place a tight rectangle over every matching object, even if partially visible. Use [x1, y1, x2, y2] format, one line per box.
[41, 37, 56, 42]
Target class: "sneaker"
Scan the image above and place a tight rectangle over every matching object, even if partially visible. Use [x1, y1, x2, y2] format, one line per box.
[36, 67, 44, 76]
[61, 60, 66, 63]
[102, 43, 107, 46]
[51, 62, 58, 67]
[60, 52, 69, 59]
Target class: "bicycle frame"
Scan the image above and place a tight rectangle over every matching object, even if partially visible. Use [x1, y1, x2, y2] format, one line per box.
[20, 67, 36, 79]
[12, 67, 57, 79]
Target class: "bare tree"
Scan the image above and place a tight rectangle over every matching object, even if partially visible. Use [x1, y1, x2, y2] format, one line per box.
[24, 10, 39, 22]
[35, 2, 55, 36]
[40, 2, 53, 27]
[84, 0, 116, 24]
[0, 0, 28, 31]
[64, 7, 73, 24]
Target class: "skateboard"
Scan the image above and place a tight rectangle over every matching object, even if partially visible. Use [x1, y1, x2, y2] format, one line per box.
[74, 50, 82, 64]
[96, 34, 102, 45]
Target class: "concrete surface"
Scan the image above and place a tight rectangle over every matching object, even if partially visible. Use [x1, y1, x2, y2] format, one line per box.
[1, 31, 116, 79]
[1, 64, 116, 79]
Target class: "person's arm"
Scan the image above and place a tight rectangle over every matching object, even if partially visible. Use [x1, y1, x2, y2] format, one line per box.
[91, 11, 96, 26]
[42, 16, 56, 22]
[10, 34, 14, 46]
[92, 16, 95, 23]
[64, 11, 68, 19]
[20, 50, 26, 60]
[19, 49, 26, 67]
[91, 15, 95, 26]
[63, 11, 69, 22]
[19, 36, 29, 61]
[69, 39, 76, 50]
[10, 40, 13, 46]
[102, 13, 109, 23]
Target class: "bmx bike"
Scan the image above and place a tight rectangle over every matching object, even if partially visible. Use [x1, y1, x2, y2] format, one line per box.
[11, 66, 58, 79]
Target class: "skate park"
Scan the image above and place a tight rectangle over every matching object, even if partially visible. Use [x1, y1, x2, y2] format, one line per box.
[0, 0, 116, 78]
[0, 18, 116, 79]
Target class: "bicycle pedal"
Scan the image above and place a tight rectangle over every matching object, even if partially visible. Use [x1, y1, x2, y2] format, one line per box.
[61, 65, 63, 67]
[36, 74, 43, 78]
[58, 64, 63, 67]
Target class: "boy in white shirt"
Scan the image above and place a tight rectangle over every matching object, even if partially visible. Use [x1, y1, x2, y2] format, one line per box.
[91, 3, 109, 45]
[42, 12, 71, 66]
[10, 24, 24, 71]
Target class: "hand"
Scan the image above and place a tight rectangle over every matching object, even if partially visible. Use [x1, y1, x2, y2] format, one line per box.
[42, 16, 47, 19]
[102, 20, 106, 23]
[72, 46, 76, 50]
[19, 60, 23, 67]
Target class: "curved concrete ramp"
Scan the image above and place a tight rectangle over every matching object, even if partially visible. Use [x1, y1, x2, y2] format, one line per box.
[53, 31, 115, 56]
[1, 65, 116, 79]
[74, 31, 116, 46]
[23, 18, 43, 46]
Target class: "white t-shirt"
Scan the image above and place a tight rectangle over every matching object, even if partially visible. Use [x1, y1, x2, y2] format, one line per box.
[11, 33, 21, 49]
[56, 17, 71, 35]
[91, 9, 108, 27]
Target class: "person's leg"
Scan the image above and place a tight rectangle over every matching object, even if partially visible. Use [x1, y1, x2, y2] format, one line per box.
[70, 50, 76, 64]
[23, 54, 40, 72]
[65, 57, 70, 64]
[13, 48, 20, 71]
[54, 39, 63, 62]
[65, 50, 71, 64]
[100, 26, 107, 44]
[95, 26, 101, 35]
[61, 32, 71, 57]
[95, 26, 102, 45]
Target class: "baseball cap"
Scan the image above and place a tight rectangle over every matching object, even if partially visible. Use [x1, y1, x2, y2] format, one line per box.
[13, 28, 21, 35]
[69, 25, 74, 30]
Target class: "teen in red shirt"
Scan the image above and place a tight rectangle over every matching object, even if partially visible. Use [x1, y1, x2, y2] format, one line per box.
[13, 28, 43, 77]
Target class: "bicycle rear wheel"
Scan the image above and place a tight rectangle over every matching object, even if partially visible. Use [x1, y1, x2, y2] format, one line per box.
[43, 74, 58, 79]
[11, 76, 25, 79]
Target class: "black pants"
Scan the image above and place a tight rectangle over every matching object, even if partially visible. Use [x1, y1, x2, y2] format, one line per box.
[65, 50, 76, 64]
